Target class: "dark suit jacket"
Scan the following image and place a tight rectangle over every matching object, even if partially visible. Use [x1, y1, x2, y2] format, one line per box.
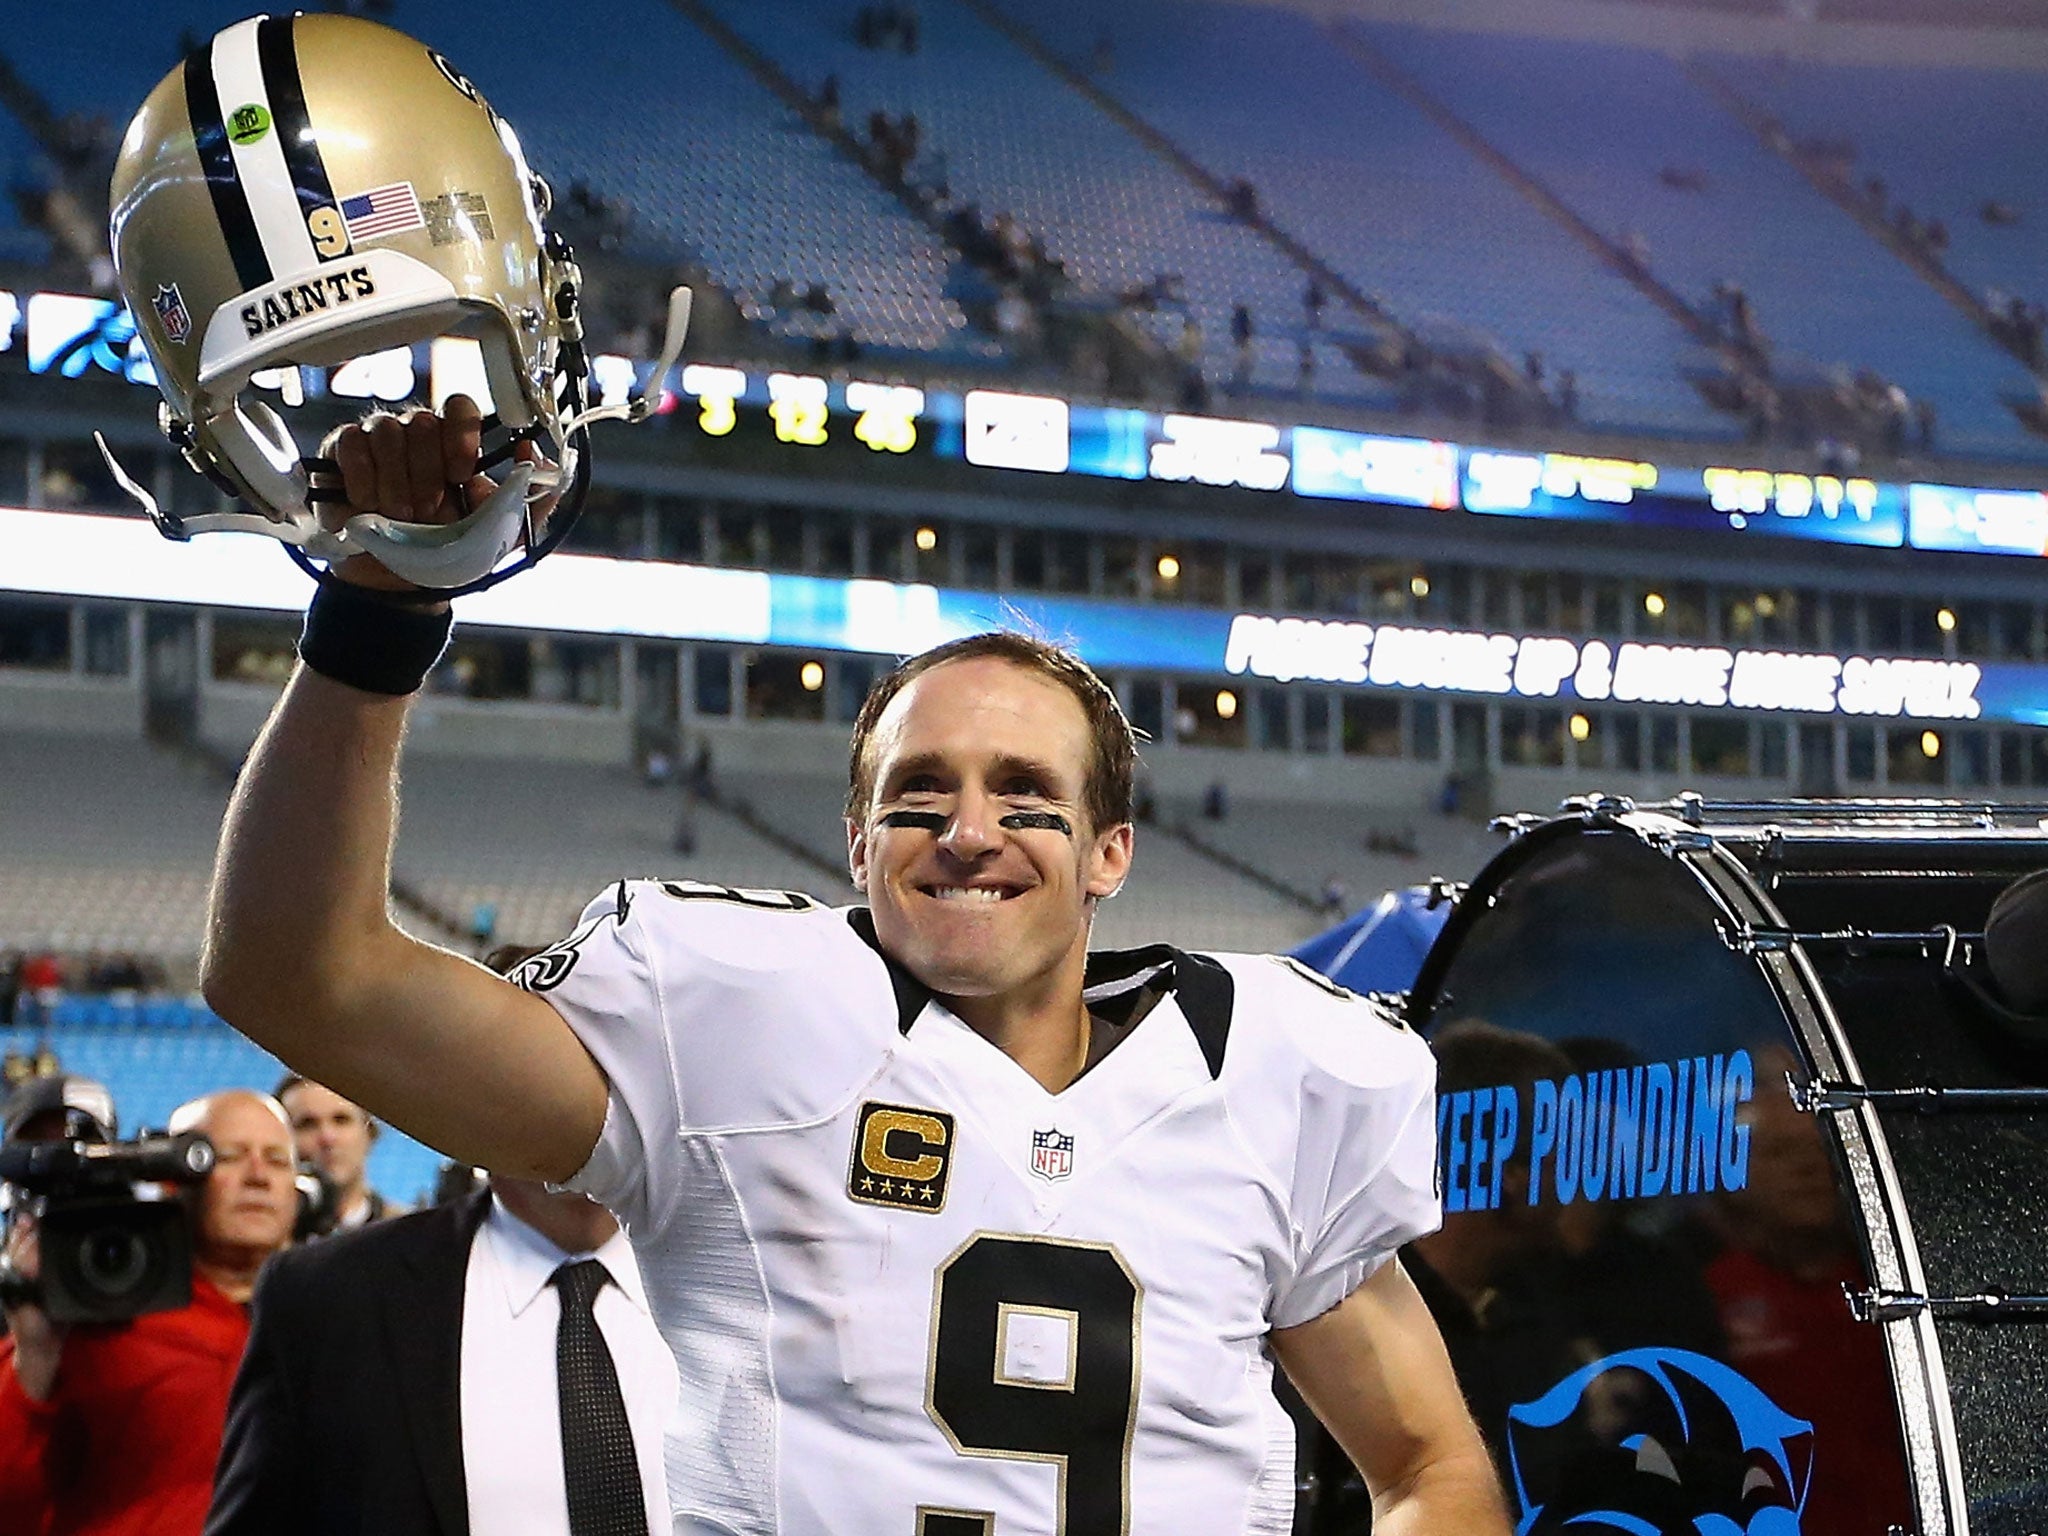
[206, 1189, 492, 1536]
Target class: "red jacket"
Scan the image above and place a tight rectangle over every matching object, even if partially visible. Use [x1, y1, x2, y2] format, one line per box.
[0, 1275, 251, 1536]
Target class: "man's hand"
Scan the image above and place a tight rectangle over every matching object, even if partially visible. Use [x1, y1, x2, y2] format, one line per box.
[319, 394, 552, 594]
[2, 1214, 67, 1402]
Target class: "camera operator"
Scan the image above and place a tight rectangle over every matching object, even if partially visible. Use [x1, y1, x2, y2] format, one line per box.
[0, 1089, 297, 1536]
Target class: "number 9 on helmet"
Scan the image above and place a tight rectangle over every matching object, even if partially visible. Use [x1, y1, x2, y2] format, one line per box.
[100, 12, 690, 593]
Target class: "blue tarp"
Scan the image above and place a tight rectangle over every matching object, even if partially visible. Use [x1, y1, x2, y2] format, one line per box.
[1290, 885, 1452, 996]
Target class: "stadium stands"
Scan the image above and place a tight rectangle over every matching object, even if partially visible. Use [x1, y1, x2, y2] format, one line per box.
[1350, 19, 2047, 461]
[992, 0, 1736, 440]
[0, 104, 54, 268]
[689, 0, 1394, 403]
[1724, 53, 2048, 341]
[390, 753, 853, 945]
[0, 732, 226, 959]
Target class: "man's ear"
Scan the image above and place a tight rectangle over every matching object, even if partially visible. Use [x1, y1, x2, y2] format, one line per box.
[847, 817, 870, 892]
[1084, 821, 1134, 901]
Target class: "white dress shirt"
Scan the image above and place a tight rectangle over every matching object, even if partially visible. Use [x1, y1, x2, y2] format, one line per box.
[460, 1194, 678, 1536]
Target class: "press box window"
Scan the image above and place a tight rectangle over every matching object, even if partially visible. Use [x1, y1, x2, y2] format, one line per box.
[0, 598, 69, 670]
[84, 607, 130, 678]
[212, 616, 298, 685]
[693, 647, 733, 716]
[434, 636, 532, 701]
[1690, 717, 1749, 777]
[1342, 695, 1402, 758]
[745, 651, 825, 722]
[1500, 707, 1564, 768]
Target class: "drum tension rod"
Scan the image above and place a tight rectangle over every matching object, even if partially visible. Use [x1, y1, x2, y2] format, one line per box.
[1724, 922, 1975, 956]
[1789, 1072, 2048, 1114]
[1845, 1284, 2048, 1324]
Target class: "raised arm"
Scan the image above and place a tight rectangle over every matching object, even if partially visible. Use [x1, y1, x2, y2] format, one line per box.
[1270, 1257, 1511, 1536]
[200, 398, 606, 1180]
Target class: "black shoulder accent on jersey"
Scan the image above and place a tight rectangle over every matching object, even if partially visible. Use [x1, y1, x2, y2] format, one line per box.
[613, 880, 634, 922]
[845, 907, 932, 1035]
[1171, 950, 1234, 1079]
[1084, 944, 1235, 1079]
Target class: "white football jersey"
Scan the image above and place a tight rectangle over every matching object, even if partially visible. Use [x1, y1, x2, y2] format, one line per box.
[522, 880, 1440, 1536]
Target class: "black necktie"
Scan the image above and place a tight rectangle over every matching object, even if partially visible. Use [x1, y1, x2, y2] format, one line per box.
[549, 1259, 650, 1536]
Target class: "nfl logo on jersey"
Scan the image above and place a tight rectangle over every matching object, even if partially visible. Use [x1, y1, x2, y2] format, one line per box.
[1029, 1127, 1074, 1182]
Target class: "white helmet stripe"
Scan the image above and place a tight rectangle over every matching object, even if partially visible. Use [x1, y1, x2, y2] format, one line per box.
[208, 18, 319, 279]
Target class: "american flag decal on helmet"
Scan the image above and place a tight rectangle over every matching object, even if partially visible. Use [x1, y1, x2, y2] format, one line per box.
[341, 181, 425, 243]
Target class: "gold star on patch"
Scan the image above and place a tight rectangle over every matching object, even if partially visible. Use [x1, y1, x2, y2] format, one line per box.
[880, 1179, 895, 1196]
[860, 1176, 875, 1192]
[919, 1186, 936, 1202]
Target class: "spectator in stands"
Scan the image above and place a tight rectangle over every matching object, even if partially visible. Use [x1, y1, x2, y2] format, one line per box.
[210, 949, 677, 1536]
[1230, 303, 1253, 389]
[1225, 177, 1260, 224]
[0, 1089, 297, 1536]
[1982, 198, 2020, 227]
[1556, 369, 1579, 422]
[277, 1075, 412, 1233]
[1202, 779, 1230, 821]
[1303, 277, 1326, 332]
[17, 953, 62, 997]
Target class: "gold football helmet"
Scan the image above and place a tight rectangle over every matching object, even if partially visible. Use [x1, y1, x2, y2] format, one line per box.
[102, 12, 688, 591]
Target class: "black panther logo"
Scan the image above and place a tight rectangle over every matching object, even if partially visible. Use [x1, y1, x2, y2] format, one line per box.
[1506, 1348, 1810, 1536]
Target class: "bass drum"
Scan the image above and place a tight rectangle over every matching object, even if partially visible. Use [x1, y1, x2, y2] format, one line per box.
[1391, 796, 2048, 1536]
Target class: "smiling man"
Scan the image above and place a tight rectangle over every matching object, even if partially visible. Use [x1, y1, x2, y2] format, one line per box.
[200, 401, 1506, 1536]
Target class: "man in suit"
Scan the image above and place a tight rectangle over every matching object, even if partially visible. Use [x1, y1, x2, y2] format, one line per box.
[206, 1170, 675, 1536]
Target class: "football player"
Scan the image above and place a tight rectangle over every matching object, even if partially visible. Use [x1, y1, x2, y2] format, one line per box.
[117, 14, 1506, 1532]
[202, 415, 1504, 1531]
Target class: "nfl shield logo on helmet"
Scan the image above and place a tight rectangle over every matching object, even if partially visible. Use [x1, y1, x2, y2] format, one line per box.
[152, 284, 191, 345]
[1029, 1127, 1074, 1182]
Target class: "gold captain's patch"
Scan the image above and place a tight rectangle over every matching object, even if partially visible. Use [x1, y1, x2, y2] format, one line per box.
[848, 1102, 955, 1213]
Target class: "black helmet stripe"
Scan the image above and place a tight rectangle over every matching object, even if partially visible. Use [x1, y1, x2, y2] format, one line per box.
[256, 15, 346, 254]
[182, 45, 271, 293]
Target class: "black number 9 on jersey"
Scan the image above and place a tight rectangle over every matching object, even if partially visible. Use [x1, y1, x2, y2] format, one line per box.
[926, 1233, 1142, 1535]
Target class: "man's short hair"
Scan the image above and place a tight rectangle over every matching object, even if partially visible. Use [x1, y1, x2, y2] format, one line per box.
[271, 1074, 376, 1137]
[845, 632, 1138, 833]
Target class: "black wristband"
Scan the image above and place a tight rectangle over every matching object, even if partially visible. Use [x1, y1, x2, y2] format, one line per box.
[298, 579, 454, 696]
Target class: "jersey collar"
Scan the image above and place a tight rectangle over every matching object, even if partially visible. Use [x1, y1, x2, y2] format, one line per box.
[1084, 945, 1235, 1079]
[845, 909, 1236, 1079]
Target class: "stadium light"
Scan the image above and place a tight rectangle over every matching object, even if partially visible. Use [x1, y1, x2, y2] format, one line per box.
[1214, 689, 1238, 720]
[1937, 607, 1957, 633]
[1569, 713, 1592, 743]
[1643, 592, 1667, 618]
[1922, 730, 1941, 759]
[1156, 554, 1181, 582]
[914, 526, 938, 553]
[800, 661, 825, 692]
